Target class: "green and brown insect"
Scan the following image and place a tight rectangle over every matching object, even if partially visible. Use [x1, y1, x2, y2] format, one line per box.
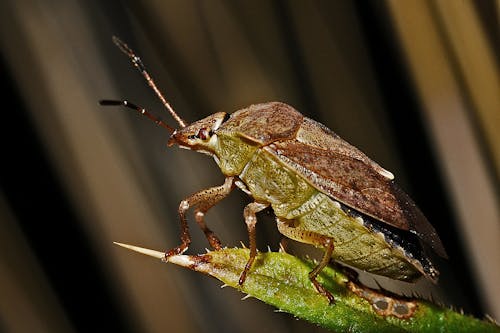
[101, 37, 447, 302]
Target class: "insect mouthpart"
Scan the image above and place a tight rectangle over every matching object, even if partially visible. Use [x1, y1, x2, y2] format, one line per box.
[166, 112, 228, 151]
[167, 128, 218, 156]
[167, 130, 179, 147]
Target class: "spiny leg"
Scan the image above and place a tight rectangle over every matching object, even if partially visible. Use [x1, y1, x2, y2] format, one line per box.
[276, 218, 336, 303]
[194, 177, 235, 250]
[238, 202, 269, 285]
[308, 239, 335, 303]
[165, 177, 235, 258]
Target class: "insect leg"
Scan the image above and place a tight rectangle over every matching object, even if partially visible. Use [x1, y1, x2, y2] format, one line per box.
[165, 177, 235, 258]
[194, 177, 235, 250]
[276, 218, 335, 303]
[238, 202, 269, 285]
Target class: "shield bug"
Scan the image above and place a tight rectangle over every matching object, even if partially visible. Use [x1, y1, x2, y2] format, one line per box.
[101, 37, 447, 302]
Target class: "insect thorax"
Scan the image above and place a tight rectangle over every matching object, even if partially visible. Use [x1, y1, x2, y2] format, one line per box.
[213, 134, 258, 176]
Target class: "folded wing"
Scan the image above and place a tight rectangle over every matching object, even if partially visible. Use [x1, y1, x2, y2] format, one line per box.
[266, 139, 447, 258]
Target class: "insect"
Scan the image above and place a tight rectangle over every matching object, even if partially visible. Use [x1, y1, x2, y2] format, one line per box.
[101, 37, 447, 302]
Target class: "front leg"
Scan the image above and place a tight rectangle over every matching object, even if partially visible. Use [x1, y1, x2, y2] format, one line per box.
[165, 177, 235, 258]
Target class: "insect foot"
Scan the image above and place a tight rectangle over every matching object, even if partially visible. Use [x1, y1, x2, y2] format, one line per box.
[313, 280, 335, 304]
[163, 244, 189, 262]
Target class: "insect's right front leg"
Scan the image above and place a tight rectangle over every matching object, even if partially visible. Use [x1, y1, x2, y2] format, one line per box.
[165, 177, 235, 258]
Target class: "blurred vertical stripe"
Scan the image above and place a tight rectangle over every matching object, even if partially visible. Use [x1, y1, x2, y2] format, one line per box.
[387, 0, 500, 319]
[0, 1, 498, 332]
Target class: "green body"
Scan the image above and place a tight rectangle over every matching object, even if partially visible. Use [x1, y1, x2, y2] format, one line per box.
[214, 134, 419, 280]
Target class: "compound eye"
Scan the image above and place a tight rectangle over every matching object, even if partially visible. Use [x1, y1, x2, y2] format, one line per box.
[197, 127, 210, 140]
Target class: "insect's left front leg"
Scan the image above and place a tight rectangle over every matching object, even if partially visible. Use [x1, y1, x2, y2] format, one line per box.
[165, 177, 235, 258]
[238, 202, 269, 285]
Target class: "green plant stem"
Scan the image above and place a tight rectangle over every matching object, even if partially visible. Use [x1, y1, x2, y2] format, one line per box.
[115, 243, 499, 333]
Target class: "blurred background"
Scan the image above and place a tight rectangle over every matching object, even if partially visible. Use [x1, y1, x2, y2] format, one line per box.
[0, 1, 498, 332]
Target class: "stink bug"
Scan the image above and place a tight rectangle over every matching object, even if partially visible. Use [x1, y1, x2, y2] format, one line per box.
[101, 37, 447, 302]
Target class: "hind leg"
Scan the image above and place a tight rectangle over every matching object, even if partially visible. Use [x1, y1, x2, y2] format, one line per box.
[276, 218, 335, 303]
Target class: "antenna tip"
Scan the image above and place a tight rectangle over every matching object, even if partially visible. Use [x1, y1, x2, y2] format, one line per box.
[111, 36, 134, 58]
[111, 35, 123, 47]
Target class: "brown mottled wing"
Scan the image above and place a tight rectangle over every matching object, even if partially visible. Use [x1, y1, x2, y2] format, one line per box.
[296, 117, 395, 180]
[266, 141, 447, 258]
[219, 102, 303, 145]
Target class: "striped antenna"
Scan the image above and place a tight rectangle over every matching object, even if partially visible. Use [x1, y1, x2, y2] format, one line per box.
[99, 99, 174, 133]
[111, 36, 187, 128]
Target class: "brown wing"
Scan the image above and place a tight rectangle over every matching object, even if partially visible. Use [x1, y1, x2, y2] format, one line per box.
[266, 140, 447, 258]
[296, 117, 395, 180]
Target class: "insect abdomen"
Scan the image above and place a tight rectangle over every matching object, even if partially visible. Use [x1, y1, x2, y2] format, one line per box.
[239, 147, 421, 281]
[296, 193, 421, 281]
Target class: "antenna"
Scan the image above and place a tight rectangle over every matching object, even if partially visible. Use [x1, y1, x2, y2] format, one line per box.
[111, 36, 187, 128]
[99, 99, 174, 133]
